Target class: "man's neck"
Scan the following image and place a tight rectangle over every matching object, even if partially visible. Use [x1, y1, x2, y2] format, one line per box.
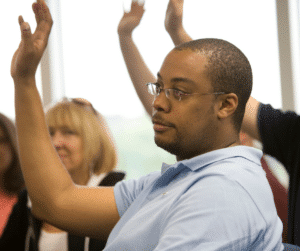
[176, 135, 240, 162]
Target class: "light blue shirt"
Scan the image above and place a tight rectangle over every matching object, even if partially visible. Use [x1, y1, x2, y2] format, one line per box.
[105, 146, 284, 251]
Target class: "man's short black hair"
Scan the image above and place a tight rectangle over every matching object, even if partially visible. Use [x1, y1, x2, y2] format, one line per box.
[175, 38, 252, 131]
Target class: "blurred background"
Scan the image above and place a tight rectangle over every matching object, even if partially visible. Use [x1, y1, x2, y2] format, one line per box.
[1, 0, 299, 183]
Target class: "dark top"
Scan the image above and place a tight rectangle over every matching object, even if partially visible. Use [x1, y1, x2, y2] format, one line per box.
[261, 157, 288, 242]
[258, 103, 300, 245]
[0, 171, 125, 251]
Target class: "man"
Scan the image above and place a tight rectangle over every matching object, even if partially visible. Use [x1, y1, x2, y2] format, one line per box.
[11, 0, 283, 250]
[118, 0, 300, 245]
[118, 0, 290, 243]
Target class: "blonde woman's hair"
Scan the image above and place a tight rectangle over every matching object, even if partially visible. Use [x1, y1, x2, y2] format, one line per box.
[45, 98, 117, 174]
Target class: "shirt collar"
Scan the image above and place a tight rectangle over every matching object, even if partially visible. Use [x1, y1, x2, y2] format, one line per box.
[161, 146, 262, 174]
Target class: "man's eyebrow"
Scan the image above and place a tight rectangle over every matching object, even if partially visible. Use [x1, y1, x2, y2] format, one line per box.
[171, 77, 195, 85]
[157, 73, 195, 85]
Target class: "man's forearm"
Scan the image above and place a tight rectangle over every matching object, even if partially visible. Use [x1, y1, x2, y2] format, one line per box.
[14, 79, 74, 217]
[119, 34, 155, 116]
[168, 26, 192, 46]
[241, 96, 261, 141]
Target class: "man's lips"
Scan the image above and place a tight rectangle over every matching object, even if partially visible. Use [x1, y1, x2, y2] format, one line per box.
[152, 118, 174, 132]
[153, 123, 171, 131]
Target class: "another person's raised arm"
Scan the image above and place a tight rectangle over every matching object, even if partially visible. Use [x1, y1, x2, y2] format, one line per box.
[165, 0, 192, 46]
[164, 0, 262, 143]
[118, 1, 155, 116]
[241, 97, 261, 141]
[118, 0, 192, 116]
[11, 0, 119, 240]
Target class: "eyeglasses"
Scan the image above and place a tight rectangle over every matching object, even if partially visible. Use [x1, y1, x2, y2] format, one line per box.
[67, 98, 98, 115]
[146, 83, 225, 101]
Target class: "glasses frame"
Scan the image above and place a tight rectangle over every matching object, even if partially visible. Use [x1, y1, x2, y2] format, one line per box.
[146, 83, 225, 101]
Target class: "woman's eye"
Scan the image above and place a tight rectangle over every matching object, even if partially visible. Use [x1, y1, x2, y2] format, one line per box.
[63, 130, 75, 135]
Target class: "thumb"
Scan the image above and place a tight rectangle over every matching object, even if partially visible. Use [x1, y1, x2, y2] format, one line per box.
[18, 16, 32, 42]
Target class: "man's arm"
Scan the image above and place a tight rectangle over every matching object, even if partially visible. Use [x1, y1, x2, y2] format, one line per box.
[11, 0, 119, 240]
[165, 0, 192, 46]
[118, 1, 155, 116]
[118, 0, 193, 116]
[241, 97, 261, 141]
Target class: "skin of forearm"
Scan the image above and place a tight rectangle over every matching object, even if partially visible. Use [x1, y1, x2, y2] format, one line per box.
[168, 25, 192, 46]
[241, 96, 261, 141]
[14, 79, 74, 219]
[119, 34, 155, 116]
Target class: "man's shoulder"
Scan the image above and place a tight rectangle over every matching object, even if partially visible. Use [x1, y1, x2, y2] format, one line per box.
[115, 171, 161, 195]
[185, 146, 262, 174]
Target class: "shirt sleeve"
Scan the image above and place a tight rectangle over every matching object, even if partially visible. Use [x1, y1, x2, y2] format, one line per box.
[258, 103, 300, 174]
[113, 172, 160, 217]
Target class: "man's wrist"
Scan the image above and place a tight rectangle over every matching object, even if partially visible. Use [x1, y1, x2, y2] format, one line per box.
[13, 76, 37, 89]
[118, 27, 135, 38]
[168, 25, 184, 38]
[166, 23, 184, 35]
[118, 32, 134, 42]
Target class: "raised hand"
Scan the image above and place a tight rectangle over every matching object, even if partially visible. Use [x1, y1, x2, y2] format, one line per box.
[11, 0, 53, 81]
[165, 0, 184, 34]
[118, 0, 145, 36]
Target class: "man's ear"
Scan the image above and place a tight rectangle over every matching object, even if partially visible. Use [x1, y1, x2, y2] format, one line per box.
[217, 93, 238, 119]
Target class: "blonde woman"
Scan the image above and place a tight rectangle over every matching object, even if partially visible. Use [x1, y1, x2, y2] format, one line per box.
[0, 98, 125, 251]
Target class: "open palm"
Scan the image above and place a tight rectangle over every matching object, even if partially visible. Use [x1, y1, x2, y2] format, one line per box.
[11, 0, 53, 81]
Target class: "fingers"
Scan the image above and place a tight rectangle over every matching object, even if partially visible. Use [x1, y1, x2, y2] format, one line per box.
[32, 0, 53, 44]
[18, 15, 24, 26]
[134, 0, 145, 6]
[32, 1, 53, 26]
[131, 0, 145, 9]
[18, 16, 33, 42]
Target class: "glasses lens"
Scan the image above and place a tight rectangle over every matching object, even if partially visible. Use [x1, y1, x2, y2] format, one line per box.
[147, 83, 159, 96]
[165, 89, 171, 99]
[167, 89, 182, 101]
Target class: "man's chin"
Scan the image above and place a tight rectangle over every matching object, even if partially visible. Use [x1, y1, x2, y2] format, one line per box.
[154, 137, 180, 156]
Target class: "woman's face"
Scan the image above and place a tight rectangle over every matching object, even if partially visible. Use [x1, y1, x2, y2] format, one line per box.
[0, 126, 13, 172]
[49, 126, 84, 173]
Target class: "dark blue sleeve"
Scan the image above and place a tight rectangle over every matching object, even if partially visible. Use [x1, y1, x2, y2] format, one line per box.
[258, 103, 300, 175]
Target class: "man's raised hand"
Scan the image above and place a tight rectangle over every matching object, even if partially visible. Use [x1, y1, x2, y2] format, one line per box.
[118, 0, 145, 37]
[11, 0, 53, 81]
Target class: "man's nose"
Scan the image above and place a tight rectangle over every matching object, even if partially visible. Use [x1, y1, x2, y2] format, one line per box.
[152, 91, 171, 113]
